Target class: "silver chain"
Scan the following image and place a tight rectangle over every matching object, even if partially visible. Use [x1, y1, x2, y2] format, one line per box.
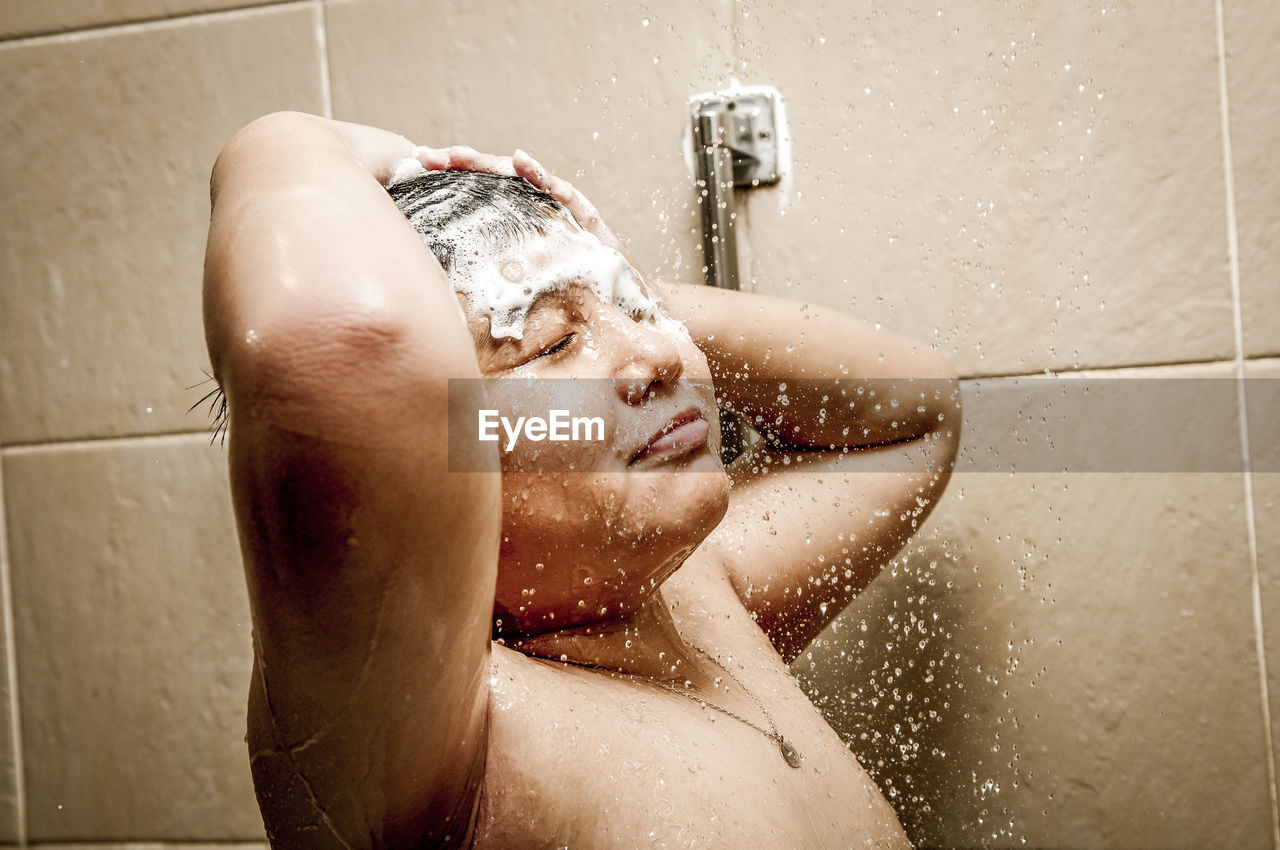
[538, 639, 803, 768]
[667, 643, 784, 744]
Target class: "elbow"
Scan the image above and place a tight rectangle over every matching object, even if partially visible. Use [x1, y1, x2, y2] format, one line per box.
[218, 305, 457, 443]
[210, 111, 327, 204]
[220, 110, 322, 156]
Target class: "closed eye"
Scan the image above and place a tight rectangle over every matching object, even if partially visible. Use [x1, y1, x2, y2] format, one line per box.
[531, 333, 576, 360]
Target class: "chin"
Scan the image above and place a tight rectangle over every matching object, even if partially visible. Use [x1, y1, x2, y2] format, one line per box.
[492, 458, 729, 637]
[674, 454, 731, 530]
[618, 456, 730, 588]
[654, 445, 731, 520]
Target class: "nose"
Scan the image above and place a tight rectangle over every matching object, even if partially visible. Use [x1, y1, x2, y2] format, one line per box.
[606, 315, 685, 405]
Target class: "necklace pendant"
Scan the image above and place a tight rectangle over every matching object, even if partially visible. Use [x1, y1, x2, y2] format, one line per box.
[779, 738, 803, 768]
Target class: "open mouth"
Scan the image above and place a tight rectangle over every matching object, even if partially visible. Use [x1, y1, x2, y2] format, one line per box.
[629, 408, 710, 465]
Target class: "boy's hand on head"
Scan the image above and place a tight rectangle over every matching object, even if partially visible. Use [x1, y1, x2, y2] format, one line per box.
[511, 150, 628, 259]
[415, 144, 520, 178]
[413, 143, 635, 267]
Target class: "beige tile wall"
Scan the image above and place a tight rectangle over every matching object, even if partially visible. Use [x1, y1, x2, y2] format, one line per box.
[0, 1, 296, 40]
[0, 0, 1275, 848]
[0, 0, 327, 843]
[0, 4, 326, 445]
[1251, 359, 1280, 820]
[0, 453, 21, 843]
[798, 469, 1274, 848]
[733, 1, 1278, 846]
[1226, 0, 1280, 358]
[324, 0, 735, 285]
[735, 0, 1236, 376]
[4, 437, 257, 840]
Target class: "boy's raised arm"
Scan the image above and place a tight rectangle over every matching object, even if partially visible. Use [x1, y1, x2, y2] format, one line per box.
[657, 282, 961, 661]
[203, 111, 499, 847]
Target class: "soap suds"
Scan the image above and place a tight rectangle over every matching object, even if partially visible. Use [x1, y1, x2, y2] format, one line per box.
[449, 222, 688, 343]
[389, 154, 427, 186]
[500, 260, 524, 282]
[388, 164, 688, 344]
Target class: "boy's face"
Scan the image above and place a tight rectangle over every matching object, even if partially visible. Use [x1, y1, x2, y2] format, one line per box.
[453, 220, 731, 635]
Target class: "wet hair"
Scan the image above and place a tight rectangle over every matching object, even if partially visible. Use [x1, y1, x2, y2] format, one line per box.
[197, 171, 569, 447]
[387, 170, 570, 273]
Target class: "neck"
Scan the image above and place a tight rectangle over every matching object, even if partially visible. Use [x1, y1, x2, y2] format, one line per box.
[505, 592, 703, 682]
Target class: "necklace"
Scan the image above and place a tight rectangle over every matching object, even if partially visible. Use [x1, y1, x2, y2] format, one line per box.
[542, 641, 804, 769]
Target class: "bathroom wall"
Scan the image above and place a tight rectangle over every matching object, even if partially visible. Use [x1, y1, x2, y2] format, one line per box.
[734, 2, 1280, 848]
[0, 1, 1275, 847]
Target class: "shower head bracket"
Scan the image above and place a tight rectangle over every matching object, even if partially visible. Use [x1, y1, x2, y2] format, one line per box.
[689, 90, 782, 187]
[688, 87, 785, 291]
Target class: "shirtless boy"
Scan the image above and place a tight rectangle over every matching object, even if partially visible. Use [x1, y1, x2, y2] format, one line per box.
[203, 111, 960, 848]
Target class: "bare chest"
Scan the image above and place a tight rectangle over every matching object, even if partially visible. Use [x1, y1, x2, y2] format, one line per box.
[475, 634, 908, 848]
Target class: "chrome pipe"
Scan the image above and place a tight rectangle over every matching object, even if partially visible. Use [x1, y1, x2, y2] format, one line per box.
[693, 107, 740, 290]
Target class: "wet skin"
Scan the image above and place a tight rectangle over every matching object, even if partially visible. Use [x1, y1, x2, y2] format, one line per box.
[208, 112, 954, 848]
[481, 566, 912, 848]
[443, 226, 911, 846]
[462, 226, 730, 636]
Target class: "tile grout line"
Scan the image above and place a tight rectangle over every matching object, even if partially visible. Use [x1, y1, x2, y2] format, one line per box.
[0, 460, 28, 845]
[314, 0, 334, 119]
[0, 430, 225, 456]
[3, 355, 1279, 454]
[1216, 1, 1277, 846]
[0, 0, 312, 48]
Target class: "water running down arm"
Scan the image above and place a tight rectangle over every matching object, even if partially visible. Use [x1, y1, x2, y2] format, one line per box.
[203, 111, 500, 847]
